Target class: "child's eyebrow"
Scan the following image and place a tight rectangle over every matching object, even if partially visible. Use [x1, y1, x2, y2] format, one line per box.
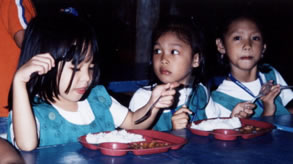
[169, 43, 184, 47]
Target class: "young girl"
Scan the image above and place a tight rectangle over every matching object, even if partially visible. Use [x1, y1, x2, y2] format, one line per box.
[129, 17, 209, 131]
[7, 12, 179, 151]
[206, 14, 293, 118]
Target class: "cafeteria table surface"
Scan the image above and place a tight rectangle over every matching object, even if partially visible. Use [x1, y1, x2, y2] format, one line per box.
[1, 115, 293, 164]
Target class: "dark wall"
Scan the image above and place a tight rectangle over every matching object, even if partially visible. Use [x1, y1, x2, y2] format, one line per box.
[160, 0, 293, 85]
[32, 0, 293, 85]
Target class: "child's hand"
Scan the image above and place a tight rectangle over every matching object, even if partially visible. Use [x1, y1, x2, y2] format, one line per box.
[14, 53, 55, 83]
[261, 84, 280, 116]
[231, 102, 255, 118]
[171, 105, 193, 130]
[151, 82, 180, 110]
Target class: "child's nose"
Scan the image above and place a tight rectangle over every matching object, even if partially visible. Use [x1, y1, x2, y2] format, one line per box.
[80, 69, 91, 82]
[160, 54, 169, 64]
[243, 39, 252, 50]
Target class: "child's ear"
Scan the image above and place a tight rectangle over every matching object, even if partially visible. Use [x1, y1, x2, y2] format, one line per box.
[216, 38, 226, 54]
[192, 53, 200, 68]
[262, 44, 267, 54]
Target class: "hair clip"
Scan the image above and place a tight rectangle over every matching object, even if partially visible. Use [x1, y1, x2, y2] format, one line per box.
[62, 7, 78, 16]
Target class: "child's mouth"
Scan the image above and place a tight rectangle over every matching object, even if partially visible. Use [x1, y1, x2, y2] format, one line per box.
[240, 56, 253, 60]
[76, 88, 87, 94]
[160, 69, 171, 75]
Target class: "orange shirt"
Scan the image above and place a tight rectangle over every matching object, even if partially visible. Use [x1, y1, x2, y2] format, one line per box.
[0, 0, 35, 116]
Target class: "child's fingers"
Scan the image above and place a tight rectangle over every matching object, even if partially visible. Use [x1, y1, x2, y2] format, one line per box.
[155, 96, 174, 108]
[32, 54, 55, 73]
[172, 112, 189, 130]
[261, 85, 281, 101]
[174, 107, 193, 115]
[31, 62, 51, 75]
[232, 102, 255, 118]
[172, 112, 189, 120]
[16, 53, 55, 82]
[35, 53, 55, 67]
[242, 102, 255, 110]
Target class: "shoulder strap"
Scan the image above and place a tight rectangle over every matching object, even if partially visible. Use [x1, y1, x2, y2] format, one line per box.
[211, 91, 243, 111]
[262, 64, 277, 84]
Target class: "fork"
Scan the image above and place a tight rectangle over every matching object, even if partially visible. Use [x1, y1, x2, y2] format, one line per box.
[280, 85, 293, 89]
[250, 84, 293, 103]
[249, 82, 272, 103]
[134, 95, 162, 124]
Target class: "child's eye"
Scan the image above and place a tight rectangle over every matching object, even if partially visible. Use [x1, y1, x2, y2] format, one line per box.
[171, 50, 179, 55]
[232, 36, 241, 41]
[252, 36, 261, 41]
[153, 49, 162, 55]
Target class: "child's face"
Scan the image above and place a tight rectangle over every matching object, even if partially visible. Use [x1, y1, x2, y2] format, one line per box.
[153, 32, 199, 85]
[57, 56, 94, 104]
[217, 18, 266, 72]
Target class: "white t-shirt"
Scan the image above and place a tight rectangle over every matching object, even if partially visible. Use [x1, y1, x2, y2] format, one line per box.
[9, 97, 129, 141]
[205, 69, 293, 118]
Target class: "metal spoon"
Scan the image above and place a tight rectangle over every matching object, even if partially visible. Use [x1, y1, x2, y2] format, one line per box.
[134, 95, 162, 124]
[250, 83, 293, 103]
[250, 82, 272, 103]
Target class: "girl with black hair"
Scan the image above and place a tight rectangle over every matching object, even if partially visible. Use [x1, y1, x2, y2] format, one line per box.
[7, 12, 178, 151]
[206, 15, 293, 118]
[129, 16, 209, 131]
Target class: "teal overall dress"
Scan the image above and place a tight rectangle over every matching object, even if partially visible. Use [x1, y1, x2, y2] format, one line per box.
[153, 84, 208, 131]
[212, 67, 289, 117]
[7, 85, 116, 146]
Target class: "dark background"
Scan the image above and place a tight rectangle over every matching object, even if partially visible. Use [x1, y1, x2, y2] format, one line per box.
[32, 0, 293, 85]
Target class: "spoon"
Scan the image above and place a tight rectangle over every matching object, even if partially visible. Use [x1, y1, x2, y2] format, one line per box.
[249, 82, 273, 103]
[250, 83, 293, 103]
[134, 94, 162, 124]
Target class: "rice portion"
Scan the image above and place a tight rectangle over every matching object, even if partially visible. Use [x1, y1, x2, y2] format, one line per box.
[86, 130, 145, 144]
[191, 117, 242, 131]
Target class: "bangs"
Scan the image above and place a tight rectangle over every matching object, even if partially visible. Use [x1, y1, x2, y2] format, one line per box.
[18, 13, 100, 105]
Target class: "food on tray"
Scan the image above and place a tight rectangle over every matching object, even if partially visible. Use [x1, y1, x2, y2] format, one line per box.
[239, 125, 263, 134]
[130, 141, 169, 149]
[190, 117, 242, 131]
[86, 130, 145, 144]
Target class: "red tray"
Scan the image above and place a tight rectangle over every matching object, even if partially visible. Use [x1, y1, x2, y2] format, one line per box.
[79, 129, 187, 156]
[189, 118, 275, 141]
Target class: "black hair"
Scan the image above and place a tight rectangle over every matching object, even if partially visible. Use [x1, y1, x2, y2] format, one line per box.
[216, 13, 270, 76]
[8, 12, 99, 109]
[149, 16, 206, 88]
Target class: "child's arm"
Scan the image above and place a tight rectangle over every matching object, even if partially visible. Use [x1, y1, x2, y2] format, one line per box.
[12, 53, 55, 151]
[171, 105, 193, 130]
[260, 85, 281, 116]
[120, 82, 179, 129]
[231, 102, 255, 118]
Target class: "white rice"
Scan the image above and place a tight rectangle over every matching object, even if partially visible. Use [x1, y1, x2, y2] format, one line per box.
[86, 130, 145, 144]
[191, 117, 242, 131]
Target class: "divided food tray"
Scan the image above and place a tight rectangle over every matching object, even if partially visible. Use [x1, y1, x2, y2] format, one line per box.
[189, 118, 275, 141]
[79, 129, 187, 156]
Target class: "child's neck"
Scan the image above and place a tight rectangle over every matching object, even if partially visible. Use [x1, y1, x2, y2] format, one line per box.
[52, 99, 78, 112]
[230, 67, 258, 82]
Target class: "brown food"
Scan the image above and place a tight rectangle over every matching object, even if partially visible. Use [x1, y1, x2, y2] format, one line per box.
[239, 125, 263, 134]
[130, 141, 169, 149]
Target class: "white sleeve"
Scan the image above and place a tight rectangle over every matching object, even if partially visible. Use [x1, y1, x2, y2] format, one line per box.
[205, 97, 232, 118]
[9, 111, 40, 147]
[129, 88, 152, 112]
[273, 69, 293, 105]
[109, 97, 129, 128]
